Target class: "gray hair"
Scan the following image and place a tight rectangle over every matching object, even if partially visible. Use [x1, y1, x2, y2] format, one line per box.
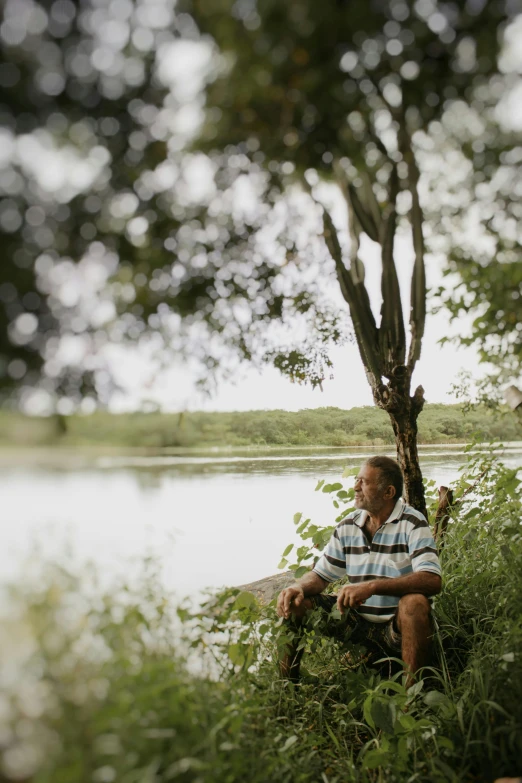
[364, 456, 403, 499]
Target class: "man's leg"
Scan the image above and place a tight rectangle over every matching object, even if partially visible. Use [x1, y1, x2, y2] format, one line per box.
[278, 598, 313, 681]
[396, 594, 433, 682]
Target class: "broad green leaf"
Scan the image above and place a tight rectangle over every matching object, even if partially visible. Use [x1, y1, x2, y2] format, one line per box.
[424, 690, 449, 707]
[371, 698, 396, 734]
[322, 482, 343, 493]
[232, 591, 258, 611]
[293, 512, 303, 525]
[398, 713, 417, 731]
[362, 748, 390, 770]
[376, 680, 405, 695]
[407, 679, 424, 697]
[227, 643, 245, 666]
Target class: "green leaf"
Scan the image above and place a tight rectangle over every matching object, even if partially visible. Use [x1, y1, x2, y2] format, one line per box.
[280, 735, 298, 753]
[315, 480, 325, 492]
[424, 690, 449, 708]
[363, 695, 375, 729]
[165, 757, 206, 778]
[362, 748, 390, 770]
[293, 512, 303, 525]
[282, 544, 294, 557]
[278, 558, 288, 570]
[227, 643, 245, 666]
[218, 742, 239, 752]
[296, 518, 310, 534]
[322, 482, 343, 493]
[294, 566, 310, 579]
[398, 713, 417, 731]
[232, 591, 258, 611]
[407, 679, 424, 698]
[371, 699, 396, 734]
[376, 680, 405, 695]
[324, 720, 341, 750]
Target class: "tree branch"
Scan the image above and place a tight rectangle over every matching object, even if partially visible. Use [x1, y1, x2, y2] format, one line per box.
[399, 125, 426, 371]
[321, 208, 382, 385]
[379, 166, 406, 375]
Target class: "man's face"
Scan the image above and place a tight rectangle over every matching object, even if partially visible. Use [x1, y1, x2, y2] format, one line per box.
[354, 464, 388, 514]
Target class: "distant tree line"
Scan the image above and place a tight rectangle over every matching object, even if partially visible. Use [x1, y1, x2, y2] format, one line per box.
[1, 404, 521, 449]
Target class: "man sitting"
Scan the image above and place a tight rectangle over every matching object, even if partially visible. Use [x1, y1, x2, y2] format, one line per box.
[276, 456, 442, 683]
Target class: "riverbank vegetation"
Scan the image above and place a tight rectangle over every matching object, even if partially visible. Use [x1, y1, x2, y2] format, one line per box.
[2, 448, 521, 782]
[1, 404, 521, 450]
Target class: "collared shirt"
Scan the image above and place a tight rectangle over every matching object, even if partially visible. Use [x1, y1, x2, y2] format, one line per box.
[313, 499, 442, 623]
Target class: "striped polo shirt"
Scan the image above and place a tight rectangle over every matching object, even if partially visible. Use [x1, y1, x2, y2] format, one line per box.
[313, 499, 441, 623]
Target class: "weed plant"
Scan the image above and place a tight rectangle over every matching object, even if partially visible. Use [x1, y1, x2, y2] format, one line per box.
[0, 447, 520, 782]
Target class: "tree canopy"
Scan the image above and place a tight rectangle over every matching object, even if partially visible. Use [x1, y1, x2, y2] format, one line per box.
[0, 0, 520, 410]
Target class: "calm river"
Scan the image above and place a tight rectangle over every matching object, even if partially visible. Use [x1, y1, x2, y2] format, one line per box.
[2, 444, 522, 597]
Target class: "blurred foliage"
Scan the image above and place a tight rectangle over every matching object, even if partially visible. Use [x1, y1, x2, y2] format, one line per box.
[0, 0, 520, 408]
[1, 449, 521, 782]
[1, 402, 521, 448]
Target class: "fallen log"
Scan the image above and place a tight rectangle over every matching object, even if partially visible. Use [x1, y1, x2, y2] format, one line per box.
[236, 571, 295, 605]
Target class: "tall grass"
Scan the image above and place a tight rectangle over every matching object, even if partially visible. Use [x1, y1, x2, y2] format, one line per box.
[1, 447, 521, 782]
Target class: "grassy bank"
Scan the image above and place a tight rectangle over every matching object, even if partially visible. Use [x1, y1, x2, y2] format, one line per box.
[1, 403, 521, 449]
[2, 448, 521, 782]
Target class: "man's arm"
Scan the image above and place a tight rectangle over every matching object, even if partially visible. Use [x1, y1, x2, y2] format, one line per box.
[276, 571, 329, 619]
[337, 571, 441, 612]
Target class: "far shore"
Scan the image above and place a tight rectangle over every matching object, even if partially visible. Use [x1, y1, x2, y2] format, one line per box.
[1, 441, 521, 469]
[1, 403, 521, 454]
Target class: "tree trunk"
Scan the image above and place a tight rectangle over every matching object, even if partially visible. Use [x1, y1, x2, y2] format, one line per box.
[372, 365, 427, 519]
[434, 486, 453, 544]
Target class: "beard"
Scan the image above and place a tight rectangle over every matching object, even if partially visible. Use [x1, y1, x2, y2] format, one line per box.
[355, 493, 385, 515]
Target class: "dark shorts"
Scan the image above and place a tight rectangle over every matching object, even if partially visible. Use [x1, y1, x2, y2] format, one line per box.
[308, 594, 402, 656]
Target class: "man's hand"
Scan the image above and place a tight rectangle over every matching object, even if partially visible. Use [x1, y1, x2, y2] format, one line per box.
[337, 582, 374, 613]
[276, 586, 305, 619]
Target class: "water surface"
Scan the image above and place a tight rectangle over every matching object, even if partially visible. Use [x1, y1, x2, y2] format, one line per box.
[3, 444, 521, 596]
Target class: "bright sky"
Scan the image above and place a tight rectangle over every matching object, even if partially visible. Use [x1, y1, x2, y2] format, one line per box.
[129, 324, 481, 413]
[106, 230, 482, 414]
